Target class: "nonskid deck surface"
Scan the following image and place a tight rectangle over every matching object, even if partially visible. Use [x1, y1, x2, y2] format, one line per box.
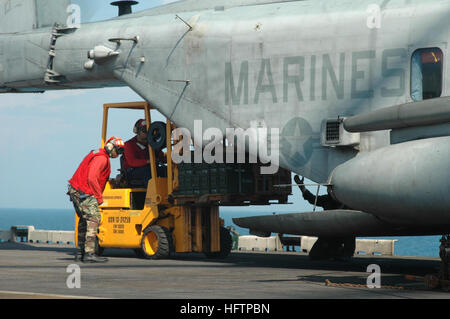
[0, 242, 448, 299]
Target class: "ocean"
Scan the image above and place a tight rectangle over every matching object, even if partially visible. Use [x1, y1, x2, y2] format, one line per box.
[0, 208, 441, 258]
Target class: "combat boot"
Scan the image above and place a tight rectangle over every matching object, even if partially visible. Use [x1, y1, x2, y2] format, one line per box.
[74, 249, 84, 262]
[82, 253, 109, 263]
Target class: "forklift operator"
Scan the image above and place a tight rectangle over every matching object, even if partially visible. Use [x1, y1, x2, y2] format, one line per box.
[123, 119, 152, 184]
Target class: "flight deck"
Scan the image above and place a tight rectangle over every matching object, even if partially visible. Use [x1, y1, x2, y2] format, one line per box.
[0, 242, 448, 300]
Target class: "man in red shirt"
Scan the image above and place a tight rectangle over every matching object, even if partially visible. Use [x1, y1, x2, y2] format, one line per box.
[68, 137, 124, 263]
[123, 119, 151, 184]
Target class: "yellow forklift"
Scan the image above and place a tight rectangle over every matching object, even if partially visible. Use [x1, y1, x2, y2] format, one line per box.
[75, 101, 292, 259]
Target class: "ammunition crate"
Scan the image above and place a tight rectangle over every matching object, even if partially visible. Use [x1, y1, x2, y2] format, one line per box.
[175, 161, 292, 202]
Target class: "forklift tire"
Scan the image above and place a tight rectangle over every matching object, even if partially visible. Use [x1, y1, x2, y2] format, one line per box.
[147, 121, 167, 151]
[140, 225, 173, 260]
[205, 227, 232, 259]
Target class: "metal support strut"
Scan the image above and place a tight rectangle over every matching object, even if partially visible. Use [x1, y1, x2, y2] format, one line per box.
[439, 234, 450, 289]
[45, 24, 76, 85]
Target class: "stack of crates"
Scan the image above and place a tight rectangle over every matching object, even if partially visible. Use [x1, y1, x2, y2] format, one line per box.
[176, 160, 292, 200]
[253, 165, 292, 196]
[177, 162, 254, 195]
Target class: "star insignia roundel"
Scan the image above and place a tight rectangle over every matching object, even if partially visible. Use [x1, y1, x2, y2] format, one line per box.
[280, 117, 314, 167]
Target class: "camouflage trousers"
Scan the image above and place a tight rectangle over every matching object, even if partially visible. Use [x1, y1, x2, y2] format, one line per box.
[67, 186, 101, 255]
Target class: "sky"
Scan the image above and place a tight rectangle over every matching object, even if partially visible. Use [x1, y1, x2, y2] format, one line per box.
[0, 0, 317, 213]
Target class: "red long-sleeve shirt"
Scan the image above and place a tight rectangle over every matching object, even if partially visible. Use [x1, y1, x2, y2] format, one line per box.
[87, 155, 109, 204]
[69, 149, 111, 205]
[123, 136, 149, 170]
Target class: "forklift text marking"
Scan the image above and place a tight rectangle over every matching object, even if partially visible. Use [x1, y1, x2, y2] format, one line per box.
[107, 216, 131, 224]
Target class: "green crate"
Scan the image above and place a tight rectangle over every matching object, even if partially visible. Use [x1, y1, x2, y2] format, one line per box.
[174, 159, 291, 197]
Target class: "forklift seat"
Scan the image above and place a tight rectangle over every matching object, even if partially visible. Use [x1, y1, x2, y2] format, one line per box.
[119, 155, 148, 188]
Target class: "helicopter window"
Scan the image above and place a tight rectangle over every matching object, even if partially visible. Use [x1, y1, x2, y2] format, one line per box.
[411, 48, 443, 101]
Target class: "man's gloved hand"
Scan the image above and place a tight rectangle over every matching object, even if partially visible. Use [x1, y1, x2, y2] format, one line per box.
[294, 175, 305, 185]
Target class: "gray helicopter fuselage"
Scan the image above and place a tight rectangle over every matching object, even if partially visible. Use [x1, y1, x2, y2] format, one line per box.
[1, 0, 450, 233]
